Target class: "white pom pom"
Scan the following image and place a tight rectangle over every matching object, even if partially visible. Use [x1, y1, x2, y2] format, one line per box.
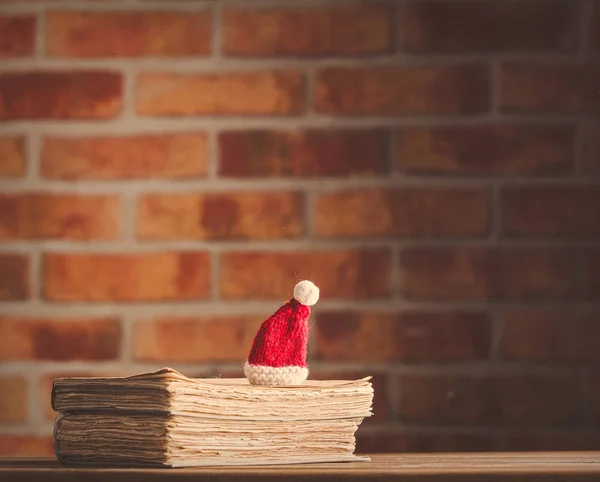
[293, 280, 320, 306]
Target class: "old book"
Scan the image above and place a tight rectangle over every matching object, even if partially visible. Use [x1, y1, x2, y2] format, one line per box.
[52, 368, 374, 467]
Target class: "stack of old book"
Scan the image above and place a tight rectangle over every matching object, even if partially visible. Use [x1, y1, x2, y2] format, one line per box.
[52, 368, 373, 467]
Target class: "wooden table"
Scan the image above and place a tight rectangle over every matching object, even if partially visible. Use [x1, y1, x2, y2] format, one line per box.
[1, 453, 599, 481]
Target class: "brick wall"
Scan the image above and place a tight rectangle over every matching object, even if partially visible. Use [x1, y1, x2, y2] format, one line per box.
[0, 0, 599, 457]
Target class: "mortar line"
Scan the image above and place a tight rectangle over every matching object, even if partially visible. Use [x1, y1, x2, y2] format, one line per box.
[207, 128, 218, 179]
[391, 0, 401, 55]
[0, 1, 231, 14]
[2, 238, 600, 255]
[34, 6, 45, 58]
[122, 191, 137, 242]
[387, 127, 397, 177]
[0, 304, 473, 319]
[490, 60, 501, 117]
[390, 244, 401, 299]
[2, 300, 600, 318]
[489, 182, 503, 239]
[120, 65, 137, 121]
[210, 251, 220, 301]
[26, 370, 46, 435]
[211, 0, 222, 59]
[29, 250, 42, 302]
[2, 176, 599, 195]
[5, 51, 600, 72]
[489, 308, 503, 363]
[0, 116, 587, 135]
[120, 313, 134, 364]
[26, 132, 41, 179]
[303, 189, 316, 238]
[305, 67, 316, 116]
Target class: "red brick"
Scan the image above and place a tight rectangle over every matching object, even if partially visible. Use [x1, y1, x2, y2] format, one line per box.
[314, 187, 488, 239]
[0, 136, 26, 177]
[399, 0, 576, 53]
[0, 436, 54, 457]
[500, 62, 600, 115]
[0, 14, 35, 58]
[581, 126, 600, 174]
[219, 130, 388, 178]
[46, 11, 211, 57]
[315, 65, 490, 116]
[581, 250, 600, 301]
[133, 316, 263, 363]
[505, 431, 600, 451]
[0, 254, 28, 300]
[42, 133, 207, 180]
[0, 316, 121, 361]
[398, 374, 578, 424]
[502, 185, 600, 237]
[309, 370, 389, 422]
[0, 376, 27, 422]
[43, 252, 210, 301]
[396, 125, 574, 175]
[316, 311, 490, 363]
[315, 312, 396, 363]
[223, 4, 391, 56]
[501, 310, 600, 362]
[137, 192, 303, 240]
[0, 193, 119, 240]
[399, 313, 492, 363]
[0, 71, 122, 120]
[590, 2, 600, 51]
[400, 247, 574, 301]
[136, 71, 305, 116]
[220, 249, 390, 300]
[357, 431, 496, 453]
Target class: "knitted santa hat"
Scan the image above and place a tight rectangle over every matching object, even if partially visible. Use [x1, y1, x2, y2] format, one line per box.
[244, 280, 319, 386]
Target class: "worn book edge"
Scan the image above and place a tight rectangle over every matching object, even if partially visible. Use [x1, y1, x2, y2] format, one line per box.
[51, 367, 373, 411]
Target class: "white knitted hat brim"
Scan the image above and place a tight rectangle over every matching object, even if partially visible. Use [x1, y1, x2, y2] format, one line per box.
[244, 362, 308, 386]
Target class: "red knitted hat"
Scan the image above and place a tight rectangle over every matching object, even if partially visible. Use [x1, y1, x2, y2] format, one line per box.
[244, 280, 319, 386]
